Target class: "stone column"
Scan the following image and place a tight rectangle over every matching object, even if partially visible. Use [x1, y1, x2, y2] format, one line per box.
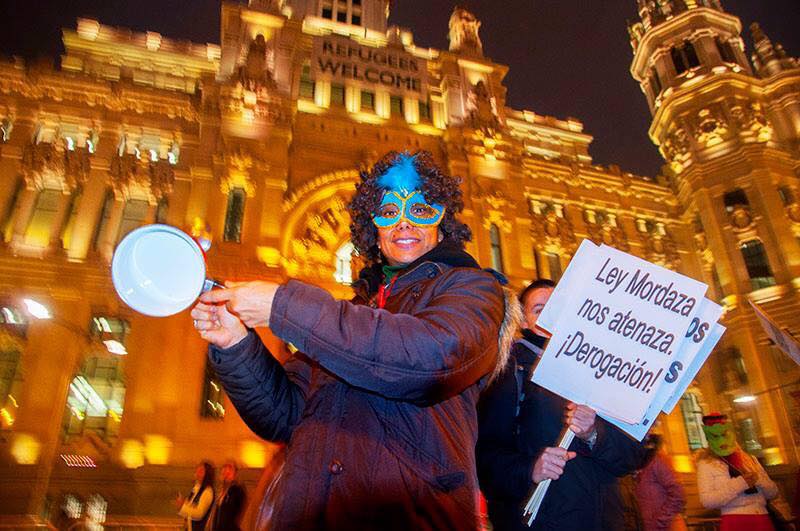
[66, 171, 108, 261]
[7, 188, 38, 247]
[1, 300, 88, 521]
[47, 192, 74, 250]
[96, 198, 125, 262]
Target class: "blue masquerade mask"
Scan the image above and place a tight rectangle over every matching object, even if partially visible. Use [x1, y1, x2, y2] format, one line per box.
[372, 155, 445, 229]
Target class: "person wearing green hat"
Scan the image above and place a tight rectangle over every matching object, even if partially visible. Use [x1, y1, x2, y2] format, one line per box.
[696, 412, 778, 531]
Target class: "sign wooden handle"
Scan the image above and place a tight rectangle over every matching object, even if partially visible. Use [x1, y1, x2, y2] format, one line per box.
[521, 429, 576, 526]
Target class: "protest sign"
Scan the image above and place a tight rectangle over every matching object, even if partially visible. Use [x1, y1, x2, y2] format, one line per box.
[604, 298, 724, 439]
[531, 242, 708, 423]
[750, 300, 800, 366]
[523, 240, 726, 525]
[535, 239, 597, 334]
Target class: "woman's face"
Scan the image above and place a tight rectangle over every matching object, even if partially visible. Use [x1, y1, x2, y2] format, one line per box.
[195, 465, 205, 481]
[378, 221, 442, 266]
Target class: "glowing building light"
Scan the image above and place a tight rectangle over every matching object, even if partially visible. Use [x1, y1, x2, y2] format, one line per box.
[0, 407, 14, 427]
[65, 137, 75, 151]
[11, 433, 41, 464]
[149, 149, 158, 162]
[733, 395, 756, 404]
[103, 340, 127, 355]
[120, 439, 145, 469]
[63, 494, 82, 519]
[86, 494, 108, 526]
[240, 440, 267, 468]
[86, 139, 95, 153]
[144, 434, 173, 465]
[672, 454, 695, 473]
[23, 298, 51, 319]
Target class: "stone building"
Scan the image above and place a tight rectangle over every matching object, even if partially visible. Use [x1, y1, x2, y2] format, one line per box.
[0, 0, 797, 525]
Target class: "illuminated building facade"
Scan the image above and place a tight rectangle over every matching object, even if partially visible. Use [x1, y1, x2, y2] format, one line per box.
[0, 0, 797, 524]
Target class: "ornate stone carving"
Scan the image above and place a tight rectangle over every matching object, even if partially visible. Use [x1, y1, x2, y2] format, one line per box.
[727, 204, 753, 229]
[729, 102, 772, 142]
[448, 7, 483, 56]
[786, 203, 800, 223]
[481, 190, 512, 233]
[248, 0, 284, 14]
[21, 142, 90, 192]
[586, 220, 629, 251]
[284, 194, 352, 281]
[695, 107, 728, 148]
[0, 72, 199, 122]
[529, 200, 577, 253]
[467, 80, 500, 132]
[637, 222, 680, 269]
[660, 125, 691, 173]
[218, 149, 263, 197]
[109, 153, 174, 202]
[236, 35, 277, 92]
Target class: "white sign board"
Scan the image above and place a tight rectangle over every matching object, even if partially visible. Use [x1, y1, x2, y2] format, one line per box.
[532, 241, 709, 424]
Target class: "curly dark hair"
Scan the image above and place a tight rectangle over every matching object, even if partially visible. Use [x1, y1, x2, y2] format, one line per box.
[347, 150, 472, 265]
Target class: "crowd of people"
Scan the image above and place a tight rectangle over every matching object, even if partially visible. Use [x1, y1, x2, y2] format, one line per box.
[188, 150, 792, 530]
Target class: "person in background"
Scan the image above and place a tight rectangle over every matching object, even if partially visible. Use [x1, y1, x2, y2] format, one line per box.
[177, 461, 215, 531]
[635, 434, 686, 531]
[477, 279, 647, 530]
[191, 151, 519, 529]
[206, 460, 246, 531]
[697, 412, 778, 531]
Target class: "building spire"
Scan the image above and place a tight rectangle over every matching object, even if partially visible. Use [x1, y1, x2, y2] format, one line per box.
[749, 22, 797, 78]
[448, 7, 483, 57]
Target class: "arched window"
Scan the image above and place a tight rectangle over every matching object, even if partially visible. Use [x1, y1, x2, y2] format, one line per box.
[334, 242, 355, 285]
[740, 239, 776, 290]
[117, 199, 149, 244]
[0, 316, 26, 430]
[299, 62, 315, 100]
[716, 37, 738, 64]
[489, 224, 504, 274]
[25, 188, 62, 247]
[778, 186, 795, 206]
[200, 358, 226, 419]
[672, 41, 701, 74]
[723, 188, 749, 212]
[223, 188, 246, 243]
[62, 317, 128, 440]
[679, 392, 707, 450]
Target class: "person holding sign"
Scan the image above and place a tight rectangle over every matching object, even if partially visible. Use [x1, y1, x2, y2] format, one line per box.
[191, 151, 520, 530]
[477, 279, 646, 530]
[696, 413, 778, 531]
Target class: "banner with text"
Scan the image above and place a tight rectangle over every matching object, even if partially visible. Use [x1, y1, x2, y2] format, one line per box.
[311, 34, 428, 97]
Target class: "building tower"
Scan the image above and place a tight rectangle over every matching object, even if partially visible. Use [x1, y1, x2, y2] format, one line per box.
[629, 1, 800, 464]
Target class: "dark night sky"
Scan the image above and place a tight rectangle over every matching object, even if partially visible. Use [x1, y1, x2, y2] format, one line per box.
[1, 0, 798, 177]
